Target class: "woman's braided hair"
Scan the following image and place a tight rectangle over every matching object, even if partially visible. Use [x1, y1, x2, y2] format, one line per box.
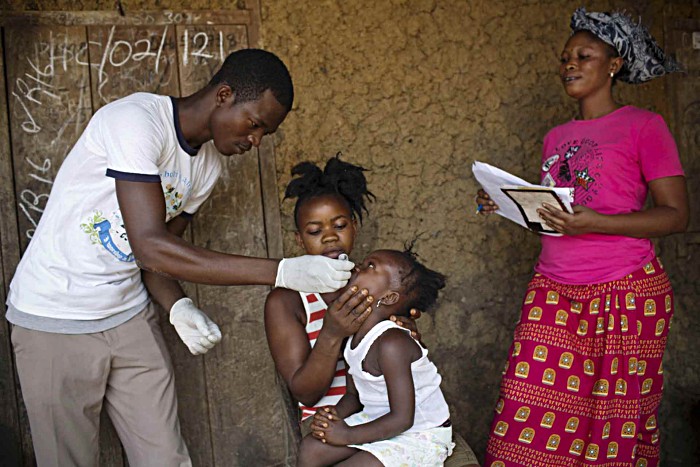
[285, 153, 375, 227]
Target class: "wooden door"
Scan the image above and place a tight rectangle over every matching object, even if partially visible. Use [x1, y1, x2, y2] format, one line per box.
[0, 7, 297, 466]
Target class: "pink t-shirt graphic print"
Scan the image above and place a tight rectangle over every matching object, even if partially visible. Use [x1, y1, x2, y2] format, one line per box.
[542, 138, 603, 206]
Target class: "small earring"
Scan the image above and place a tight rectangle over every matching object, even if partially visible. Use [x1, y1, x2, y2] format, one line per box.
[610, 71, 614, 78]
[375, 299, 382, 308]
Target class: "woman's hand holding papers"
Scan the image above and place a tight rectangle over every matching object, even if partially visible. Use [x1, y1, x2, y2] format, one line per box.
[475, 189, 499, 215]
[537, 204, 599, 236]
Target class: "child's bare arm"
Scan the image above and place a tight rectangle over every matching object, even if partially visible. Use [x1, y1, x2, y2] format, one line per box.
[333, 374, 361, 419]
[264, 286, 371, 407]
[313, 330, 420, 446]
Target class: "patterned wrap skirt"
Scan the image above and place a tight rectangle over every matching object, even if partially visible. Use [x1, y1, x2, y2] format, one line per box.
[486, 257, 673, 467]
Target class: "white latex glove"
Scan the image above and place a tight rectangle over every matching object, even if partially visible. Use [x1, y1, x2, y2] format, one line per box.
[275, 255, 355, 293]
[169, 298, 222, 355]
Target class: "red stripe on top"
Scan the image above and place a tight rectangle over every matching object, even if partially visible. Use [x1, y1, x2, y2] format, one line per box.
[300, 292, 348, 421]
[324, 387, 346, 396]
[299, 386, 345, 409]
[306, 293, 318, 303]
[308, 329, 321, 341]
[309, 309, 326, 323]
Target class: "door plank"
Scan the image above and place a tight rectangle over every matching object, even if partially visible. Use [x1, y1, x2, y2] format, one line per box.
[0, 10, 251, 28]
[87, 25, 180, 111]
[5, 26, 93, 251]
[176, 24, 248, 97]
[86, 22, 218, 467]
[0, 31, 24, 467]
[175, 23, 292, 464]
[192, 152, 289, 466]
[4, 25, 124, 466]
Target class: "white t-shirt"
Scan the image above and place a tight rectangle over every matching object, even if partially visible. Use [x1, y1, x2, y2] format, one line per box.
[8, 93, 223, 321]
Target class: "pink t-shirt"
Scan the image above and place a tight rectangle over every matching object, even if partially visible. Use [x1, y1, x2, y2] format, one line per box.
[535, 106, 684, 285]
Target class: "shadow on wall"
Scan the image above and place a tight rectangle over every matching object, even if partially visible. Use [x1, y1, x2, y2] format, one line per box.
[353, 216, 379, 261]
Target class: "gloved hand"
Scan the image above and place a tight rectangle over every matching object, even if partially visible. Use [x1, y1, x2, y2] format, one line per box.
[275, 255, 355, 293]
[169, 297, 222, 355]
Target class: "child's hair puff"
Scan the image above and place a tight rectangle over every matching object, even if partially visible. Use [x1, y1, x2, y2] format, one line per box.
[285, 153, 375, 226]
[395, 241, 446, 315]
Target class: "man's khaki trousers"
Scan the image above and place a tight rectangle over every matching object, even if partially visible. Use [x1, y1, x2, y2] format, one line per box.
[11, 304, 191, 467]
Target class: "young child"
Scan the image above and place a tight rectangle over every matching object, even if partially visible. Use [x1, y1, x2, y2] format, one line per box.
[296, 248, 455, 467]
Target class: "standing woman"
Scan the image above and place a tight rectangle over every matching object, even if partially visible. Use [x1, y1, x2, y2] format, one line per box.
[479, 8, 687, 467]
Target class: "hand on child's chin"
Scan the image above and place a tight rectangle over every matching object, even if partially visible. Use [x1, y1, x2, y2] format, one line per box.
[324, 287, 373, 338]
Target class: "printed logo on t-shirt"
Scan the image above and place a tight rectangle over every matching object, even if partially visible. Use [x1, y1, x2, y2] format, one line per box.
[164, 183, 184, 212]
[161, 170, 193, 218]
[543, 138, 604, 205]
[80, 210, 134, 262]
[78, 172, 192, 262]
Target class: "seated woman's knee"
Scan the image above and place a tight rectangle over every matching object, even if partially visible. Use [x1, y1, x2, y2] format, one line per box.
[297, 436, 325, 467]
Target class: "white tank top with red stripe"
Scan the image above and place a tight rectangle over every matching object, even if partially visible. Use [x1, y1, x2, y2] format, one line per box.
[299, 292, 347, 420]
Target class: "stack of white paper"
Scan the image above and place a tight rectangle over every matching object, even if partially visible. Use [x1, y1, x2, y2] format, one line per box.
[472, 161, 574, 236]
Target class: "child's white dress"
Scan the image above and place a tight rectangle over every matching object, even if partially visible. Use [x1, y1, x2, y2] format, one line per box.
[343, 320, 455, 466]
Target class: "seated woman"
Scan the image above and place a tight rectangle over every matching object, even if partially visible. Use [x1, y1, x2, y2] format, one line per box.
[264, 155, 478, 465]
[297, 248, 454, 467]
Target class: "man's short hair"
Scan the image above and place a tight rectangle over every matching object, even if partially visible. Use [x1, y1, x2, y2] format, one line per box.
[208, 48, 294, 112]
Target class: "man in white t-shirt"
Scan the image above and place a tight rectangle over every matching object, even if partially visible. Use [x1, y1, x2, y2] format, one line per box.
[6, 49, 359, 467]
